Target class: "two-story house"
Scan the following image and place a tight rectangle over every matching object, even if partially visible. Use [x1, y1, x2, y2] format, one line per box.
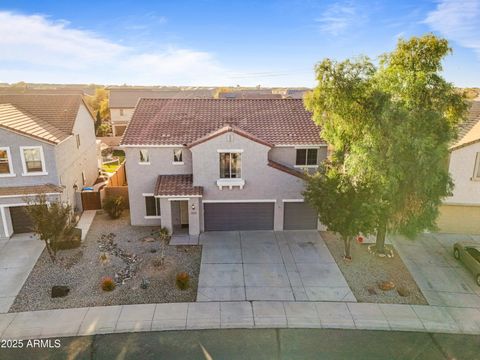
[121, 98, 326, 236]
[108, 87, 214, 137]
[437, 100, 480, 234]
[0, 94, 99, 239]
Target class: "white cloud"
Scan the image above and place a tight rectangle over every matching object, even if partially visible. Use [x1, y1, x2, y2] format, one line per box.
[424, 0, 480, 57]
[315, 1, 359, 35]
[0, 11, 229, 85]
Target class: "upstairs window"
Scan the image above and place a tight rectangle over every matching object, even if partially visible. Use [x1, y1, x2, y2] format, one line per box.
[145, 196, 161, 217]
[219, 152, 242, 179]
[0, 147, 13, 175]
[139, 149, 149, 164]
[120, 109, 124, 116]
[21, 146, 45, 174]
[296, 148, 318, 166]
[474, 153, 480, 181]
[173, 149, 183, 163]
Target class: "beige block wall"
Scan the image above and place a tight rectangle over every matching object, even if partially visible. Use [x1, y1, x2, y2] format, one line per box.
[436, 204, 480, 235]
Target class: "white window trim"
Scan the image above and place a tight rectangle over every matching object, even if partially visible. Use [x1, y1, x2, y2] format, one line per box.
[216, 178, 245, 190]
[218, 151, 243, 182]
[173, 149, 183, 164]
[20, 146, 48, 176]
[217, 149, 244, 153]
[295, 147, 319, 167]
[139, 149, 150, 165]
[202, 199, 276, 203]
[282, 199, 305, 202]
[144, 194, 161, 217]
[0, 147, 15, 177]
[473, 153, 480, 181]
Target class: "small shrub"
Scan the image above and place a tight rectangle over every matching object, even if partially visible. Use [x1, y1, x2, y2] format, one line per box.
[103, 196, 125, 219]
[152, 258, 163, 268]
[176, 272, 190, 290]
[101, 276, 116, 291]
[158, 226, 171, 242]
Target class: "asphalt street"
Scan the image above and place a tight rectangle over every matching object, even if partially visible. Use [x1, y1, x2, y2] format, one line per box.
[1, 328, 479, 360]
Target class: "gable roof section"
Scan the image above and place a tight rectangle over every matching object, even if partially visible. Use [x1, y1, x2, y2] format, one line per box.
[154, 175, 203, 197]
[121, 99, 323, 146]
[0, 183, 63, 197]
[0, 103, 69, 144]
[451, 100, 480, 150]
[187, 124, 274, 148]
[0, 94, 86, 136]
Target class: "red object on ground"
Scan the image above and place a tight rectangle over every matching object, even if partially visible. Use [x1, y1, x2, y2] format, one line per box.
[356, 236, 364, 244]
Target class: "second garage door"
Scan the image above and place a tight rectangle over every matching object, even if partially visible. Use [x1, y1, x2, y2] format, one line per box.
[204, 202, 274, 231]
[283, 202, 318, 230]
[10, 206, 34, 234]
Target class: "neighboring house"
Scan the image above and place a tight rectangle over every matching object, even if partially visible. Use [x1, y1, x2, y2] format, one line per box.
[108, 87, 215, 137]
[437, 100, 480, 234]
[0, 94, 99, 239]
[121, 98, 326, 236]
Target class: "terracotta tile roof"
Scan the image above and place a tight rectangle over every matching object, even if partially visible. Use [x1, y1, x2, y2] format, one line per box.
[154, 175, 203, 197]
[0, 94, 87, 135]
[0, 103, 69, 144]
[121, 99, 323, 146]
[0, 183, 63, 197]
[267, 160, 306, 179]
[452, 101, 480, 150]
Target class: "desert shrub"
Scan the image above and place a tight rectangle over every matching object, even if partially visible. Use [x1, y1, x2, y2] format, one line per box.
[101, 276, 116, 291]
[176, 272, 190, 290]
[158, 227, 171, 242]
[103, 196, 125, 219]
[152, 258, 163, 268]
[53, 228, 82, 250]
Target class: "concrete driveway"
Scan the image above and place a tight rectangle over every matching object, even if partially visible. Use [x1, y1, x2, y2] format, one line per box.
[197, 231, 355, 302]
[392, 233, 480, 308]
[0, 234, 44, 313]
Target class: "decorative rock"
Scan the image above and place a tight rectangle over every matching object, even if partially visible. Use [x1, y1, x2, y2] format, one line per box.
[397, 287, 410, 297]
[367, 287, 377, 295]
[140, 278, 150, 289]
[150, 249, 157, 253]
[143, 237, 155, 243]
[378, 281, 396, 291]
[51, 286, 70, 298]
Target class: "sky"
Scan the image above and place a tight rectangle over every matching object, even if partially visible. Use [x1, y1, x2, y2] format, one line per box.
[0, 0, 479, 87]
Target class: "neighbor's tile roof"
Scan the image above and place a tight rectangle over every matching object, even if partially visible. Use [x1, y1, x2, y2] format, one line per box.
[121, 99, 323, 146]
[154, 175, 203, 197]
[0, 103, 69, 144]
[109, 88, 214, 108]
[0, 184, 63, 197]
[0, 94, 87, 137]
[452, 100, 480, 150]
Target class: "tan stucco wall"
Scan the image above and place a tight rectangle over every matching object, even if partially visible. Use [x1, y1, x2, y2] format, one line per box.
[436, 204, 480, 235]
[110, 108, 135, 125]
[446, 142, 480, 205]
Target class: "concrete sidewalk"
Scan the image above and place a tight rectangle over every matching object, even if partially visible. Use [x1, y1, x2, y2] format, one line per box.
[1, 301, 479, 339]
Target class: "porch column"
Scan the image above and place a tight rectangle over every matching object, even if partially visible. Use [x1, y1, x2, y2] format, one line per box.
[188, 198, 200, 236]
[159, 198, 172, 233]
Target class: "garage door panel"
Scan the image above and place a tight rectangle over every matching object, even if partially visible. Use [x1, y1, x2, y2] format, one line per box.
[10, 206, 34, 234]
[204, 203, 274, 231]
[284, 202, 318, 230]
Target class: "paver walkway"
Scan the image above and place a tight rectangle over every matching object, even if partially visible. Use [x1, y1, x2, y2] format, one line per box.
[1, 301, 479, 340]
[392, 233, 480, 308]
[0, 234, 44, 313]
[197, 231, 355, 302]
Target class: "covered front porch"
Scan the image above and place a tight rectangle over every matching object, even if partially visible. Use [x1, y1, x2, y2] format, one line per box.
[154, 174, 203, 238]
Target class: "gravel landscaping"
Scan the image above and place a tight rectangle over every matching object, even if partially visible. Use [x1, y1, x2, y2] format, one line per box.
[9, 210, 201, 312]
[321, 231, 427, 305]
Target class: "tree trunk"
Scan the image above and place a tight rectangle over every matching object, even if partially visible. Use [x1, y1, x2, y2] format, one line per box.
[343, 236, 352, 260]
[375, 222, 387, 254]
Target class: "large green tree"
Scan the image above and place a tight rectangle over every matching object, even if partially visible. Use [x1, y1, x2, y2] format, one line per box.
[305, 34, 468, 254]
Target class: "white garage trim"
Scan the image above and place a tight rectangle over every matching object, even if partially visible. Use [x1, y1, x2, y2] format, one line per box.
[282, 199, 304, 202]
[202, 199, 276, 203]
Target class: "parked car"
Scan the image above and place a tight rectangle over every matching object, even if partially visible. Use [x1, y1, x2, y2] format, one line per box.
[453, 242, 480, 286]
